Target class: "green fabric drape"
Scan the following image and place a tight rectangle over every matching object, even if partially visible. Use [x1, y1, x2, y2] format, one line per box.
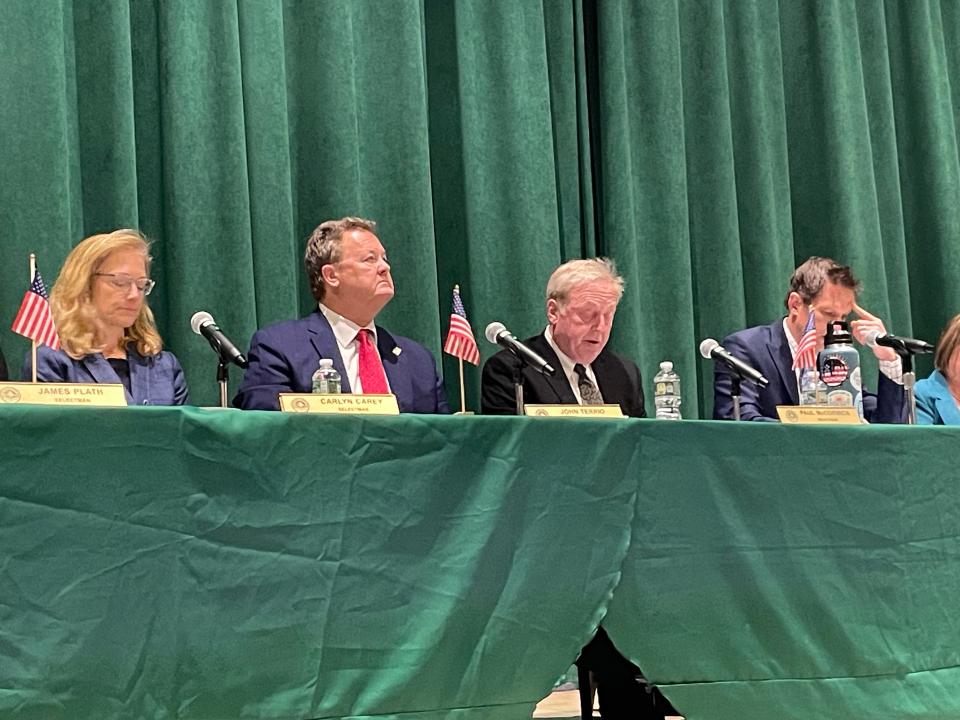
[2, 0, 959, 413]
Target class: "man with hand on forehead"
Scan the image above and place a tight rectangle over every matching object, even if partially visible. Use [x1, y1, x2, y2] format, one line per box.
[713, 256, 906, 422]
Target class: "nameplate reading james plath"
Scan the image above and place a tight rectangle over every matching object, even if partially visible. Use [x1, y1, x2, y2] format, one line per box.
[0, 382, 127, 407]
[524, 404, 624, 418]
[776, 405, 862, 425]
[279, 393, 400, 415]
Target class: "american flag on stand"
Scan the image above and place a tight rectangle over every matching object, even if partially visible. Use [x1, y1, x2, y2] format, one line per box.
[792, 308, 816, 371]
[443, 285, 480, 365]
[12, 269, 60, 350]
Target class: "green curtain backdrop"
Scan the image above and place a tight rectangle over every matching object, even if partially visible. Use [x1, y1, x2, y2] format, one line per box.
[2, 0, 959, 412]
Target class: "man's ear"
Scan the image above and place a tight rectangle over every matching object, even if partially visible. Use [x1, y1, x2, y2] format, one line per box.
[321, 264, 339, 289]
[786, 291, 804, 315]
[546, 298, 560, 325]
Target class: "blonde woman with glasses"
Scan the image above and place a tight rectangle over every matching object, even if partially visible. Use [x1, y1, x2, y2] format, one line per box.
[23, 229, 188, 405]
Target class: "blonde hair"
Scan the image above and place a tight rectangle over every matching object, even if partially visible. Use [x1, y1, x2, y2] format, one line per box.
[546, 257, 625, 305]
[50, 229, 163, 359]
[935, 314, 960, 380]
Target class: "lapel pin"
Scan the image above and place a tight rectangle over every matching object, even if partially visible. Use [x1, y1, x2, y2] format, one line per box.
[392, 347, 402, 357]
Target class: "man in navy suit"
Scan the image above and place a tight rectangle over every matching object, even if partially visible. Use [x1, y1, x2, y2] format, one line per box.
[234, 217, 448, 413]
[713, 256, 906, 422]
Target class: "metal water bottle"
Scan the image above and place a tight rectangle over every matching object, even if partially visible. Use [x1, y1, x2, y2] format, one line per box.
[817, 320, 863, 420]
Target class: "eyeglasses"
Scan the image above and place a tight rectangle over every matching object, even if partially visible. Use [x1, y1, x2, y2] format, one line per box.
[94, 273, 156, 295]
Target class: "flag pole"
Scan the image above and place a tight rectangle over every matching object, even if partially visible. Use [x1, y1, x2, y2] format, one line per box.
[454, 283, 466, 413]
[29, 253, 37, 383]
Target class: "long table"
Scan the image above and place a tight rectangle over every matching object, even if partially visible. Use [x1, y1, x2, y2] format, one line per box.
[1, 406, 958, 719]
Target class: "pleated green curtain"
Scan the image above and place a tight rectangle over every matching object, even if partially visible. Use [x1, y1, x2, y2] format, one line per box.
[2, 0, 959, 413]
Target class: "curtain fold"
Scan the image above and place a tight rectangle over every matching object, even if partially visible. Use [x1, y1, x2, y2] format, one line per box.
[1, 0, 957, 413]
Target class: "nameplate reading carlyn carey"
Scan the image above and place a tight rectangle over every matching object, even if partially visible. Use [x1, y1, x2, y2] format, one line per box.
[0, 382, 127, 407]
[279, 393, 400, 415]
[524, 404, 624, 418]
[776, 405, 862, 425]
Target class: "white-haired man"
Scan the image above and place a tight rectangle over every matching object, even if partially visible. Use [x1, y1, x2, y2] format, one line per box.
[481, 258, 645, 417]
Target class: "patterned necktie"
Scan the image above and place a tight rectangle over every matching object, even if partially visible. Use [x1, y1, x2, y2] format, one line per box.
[574, 364, 603, 405]
[356, 329, 389, 394]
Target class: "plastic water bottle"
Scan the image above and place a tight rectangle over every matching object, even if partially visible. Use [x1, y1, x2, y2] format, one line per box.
[799, 369, 827, 405]
[311, 358, 342, 394]
[653, 361, 682, 420]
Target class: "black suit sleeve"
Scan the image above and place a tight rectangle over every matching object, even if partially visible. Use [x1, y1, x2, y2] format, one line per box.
[0, 344, 7, 381]
[712, 332, 777, 422]
[480, 350, 523, 415]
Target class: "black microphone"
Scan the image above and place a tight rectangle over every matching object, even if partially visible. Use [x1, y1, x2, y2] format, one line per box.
[484, 322, 556, 375]
[699, 338, 769, 387]
[865, 330, 934, 355]
[190, 311, 249, 368]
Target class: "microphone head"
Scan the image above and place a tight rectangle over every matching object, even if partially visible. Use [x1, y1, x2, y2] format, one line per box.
[190, 311, 215, 335]
[699, 338, 720, 359]
[484, 321, 507, 344]
[864, 330, 881, 348]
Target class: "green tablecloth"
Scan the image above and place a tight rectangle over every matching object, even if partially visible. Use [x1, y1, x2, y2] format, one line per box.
[1, 406, 958, 719]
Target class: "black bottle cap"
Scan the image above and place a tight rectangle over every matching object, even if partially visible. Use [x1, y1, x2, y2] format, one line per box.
[823, 319, 853, 346]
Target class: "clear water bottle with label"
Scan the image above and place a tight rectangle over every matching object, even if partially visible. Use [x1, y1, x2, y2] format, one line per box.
[312, 358, 342, 394]
[653, 361, 682, 420]
[817, 320, 863, 419]
[799, 369, 827, 405]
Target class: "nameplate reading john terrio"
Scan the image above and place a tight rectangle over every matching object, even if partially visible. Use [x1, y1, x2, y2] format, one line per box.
[524, 404, 624, 418]
[0, 382, 127, 407]
[279, 393, 400, 415]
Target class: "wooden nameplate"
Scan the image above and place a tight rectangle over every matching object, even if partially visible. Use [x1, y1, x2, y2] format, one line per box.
[279, 393, 400, 415]
[0, 382, 127, 407]
[524, 404, 624, 418]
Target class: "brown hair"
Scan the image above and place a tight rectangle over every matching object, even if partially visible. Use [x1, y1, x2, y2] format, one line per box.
[783, 256, 861, 308]
[934, 314, 960, 379]
[304, 217, 377, 302]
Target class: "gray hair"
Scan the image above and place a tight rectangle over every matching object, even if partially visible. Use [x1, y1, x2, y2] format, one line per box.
[546, 257, 625, 305]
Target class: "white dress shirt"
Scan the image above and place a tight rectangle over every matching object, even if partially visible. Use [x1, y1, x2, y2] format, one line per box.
[319, 304, 391, 393]
[544, 326, 604, 404]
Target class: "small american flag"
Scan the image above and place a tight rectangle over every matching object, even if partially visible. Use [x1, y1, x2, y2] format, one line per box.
[12, 270, 60, 350]
[443, 286, 479, 365]
[792, 308, 816, 371]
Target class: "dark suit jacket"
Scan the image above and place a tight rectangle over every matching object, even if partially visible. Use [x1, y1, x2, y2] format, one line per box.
[712, 319, 906, 423]
[233, 310, 449, 413]
[24, 345, 189, 406]
[915, 369, 960, 425]
[481, 332, 646, 418]
[0, 344, 7, 382]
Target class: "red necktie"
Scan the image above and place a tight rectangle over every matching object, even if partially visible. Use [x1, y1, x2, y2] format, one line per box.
[357, 329, 389, 394]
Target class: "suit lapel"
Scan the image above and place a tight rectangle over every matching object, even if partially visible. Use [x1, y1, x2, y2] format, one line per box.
[307, 311, 353, 392]
[82, 353, 133, 404]
[376, 326, 410, 405]
[768, 321, 799, 405]
[591, 350, 625, 406]
[527, 334, 577, 404]
[933, 373, 960, 425]
[127, 349, 150, 405]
